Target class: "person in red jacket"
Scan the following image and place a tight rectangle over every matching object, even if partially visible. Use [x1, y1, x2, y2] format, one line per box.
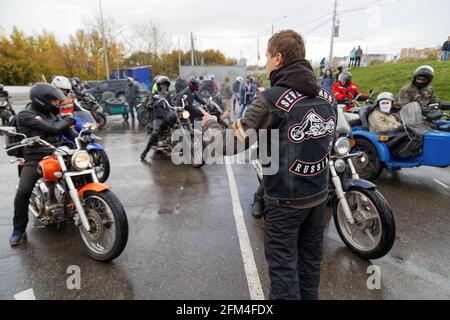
[332, 71, 361, 103]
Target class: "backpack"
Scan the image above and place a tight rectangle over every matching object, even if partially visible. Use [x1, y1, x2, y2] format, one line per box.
[5, 114, 24, 158]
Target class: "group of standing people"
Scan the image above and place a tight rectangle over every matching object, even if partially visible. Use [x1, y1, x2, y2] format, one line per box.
[348, 46, 364, 68]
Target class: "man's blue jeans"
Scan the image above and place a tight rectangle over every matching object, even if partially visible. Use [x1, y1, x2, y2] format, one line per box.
[443, 51, 449, 61]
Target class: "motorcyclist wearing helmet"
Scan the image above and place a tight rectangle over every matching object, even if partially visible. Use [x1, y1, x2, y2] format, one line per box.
[9, 83, 76, 247]
[368, 92, 402, 134]
[232, 77, 243, 114]
[126, 77, 142, 121]
[52, 76, 76, 115]
[71, 77, 86, 99]
[140, 76, 177, 161]
[332, 70, 361, 103]
[176, 77, 207, 121]
[0, 83, 16, 115]
[395, 66, 438, 109]
[0, 83, 9, 98]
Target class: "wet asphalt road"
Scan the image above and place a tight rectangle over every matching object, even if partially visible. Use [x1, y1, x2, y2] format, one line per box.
[1, 101, 450, 300]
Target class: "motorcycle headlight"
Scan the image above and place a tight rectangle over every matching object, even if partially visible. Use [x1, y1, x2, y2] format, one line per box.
[71, 151, 91, 171]
[0, 101, 7, 107]
[182, 111, 190, 119]
[334, 138, 351, 156]
[334, 159, 347, 173]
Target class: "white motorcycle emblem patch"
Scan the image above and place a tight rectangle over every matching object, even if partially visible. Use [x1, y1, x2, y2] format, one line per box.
[288, 110, 336, 144]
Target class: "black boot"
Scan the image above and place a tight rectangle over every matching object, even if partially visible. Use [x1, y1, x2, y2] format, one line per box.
[140, 130, 160, 161]
[252, 197, 264, 219]
[140, 148, 150, 161]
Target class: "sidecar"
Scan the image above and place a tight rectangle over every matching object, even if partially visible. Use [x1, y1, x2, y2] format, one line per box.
[101, 91, 130, 121]
[349, 102, 450, 181]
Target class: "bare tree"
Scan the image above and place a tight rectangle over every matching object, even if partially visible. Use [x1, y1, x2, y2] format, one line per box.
[131, 19, 171, 59]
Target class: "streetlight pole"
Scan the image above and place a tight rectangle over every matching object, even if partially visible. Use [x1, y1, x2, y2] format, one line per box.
[328, 0, 338, 69]
[99, 0, 110, 80]
[271, 15, 288, 35]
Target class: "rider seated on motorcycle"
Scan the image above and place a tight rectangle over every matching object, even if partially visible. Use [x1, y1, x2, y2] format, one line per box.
[332, 71, 362, 103]
[9, 83, 76, 247]
[176, 77, 207, 121]
[0, 83, 16, 115]
[71, 77, 86, 100]
[140, 76, 177, 161]
[395, 65, 438, 112]
[368, 92, 402, 134]
[52, 76, 77, 115]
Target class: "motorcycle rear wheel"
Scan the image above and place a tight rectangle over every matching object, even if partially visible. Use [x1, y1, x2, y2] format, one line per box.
[137, 107, 152, 127]
[78, 190, 128, 262]
[333, 188, 396, 260]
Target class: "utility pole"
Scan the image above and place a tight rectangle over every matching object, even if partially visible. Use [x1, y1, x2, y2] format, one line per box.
[99, 0, 110, 80]
[190, 32, 195, 66]
[328, 0, 338, 69]
[256, 35, 260, 75]
[178, 37, 182, 75]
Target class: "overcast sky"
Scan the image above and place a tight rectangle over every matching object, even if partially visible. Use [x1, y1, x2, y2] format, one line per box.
[1, 0, 449, 65]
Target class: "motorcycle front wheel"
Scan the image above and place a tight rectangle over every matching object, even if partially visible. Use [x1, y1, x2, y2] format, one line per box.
[78, 190, 129, 262]
[89, 149, 110, 183]
[94, 112, 107, 129]
[333, 188, 395, 260]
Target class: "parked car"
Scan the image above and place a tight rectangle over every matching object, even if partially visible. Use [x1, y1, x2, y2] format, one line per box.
[85, 80, 129, 100]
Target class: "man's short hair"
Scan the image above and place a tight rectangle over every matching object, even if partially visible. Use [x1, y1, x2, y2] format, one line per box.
[267, 30, 306, 65]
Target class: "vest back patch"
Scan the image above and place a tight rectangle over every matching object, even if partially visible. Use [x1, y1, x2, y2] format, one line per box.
[275, 89, 306, 112]
[289, 155, 330, 177]
[288, 110, 336, 144]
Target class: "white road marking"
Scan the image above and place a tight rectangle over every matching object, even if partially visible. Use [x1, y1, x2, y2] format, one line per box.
[225, 157, 265, 300]
[14, 288, 36, 300]
[433, 179, 449, 189]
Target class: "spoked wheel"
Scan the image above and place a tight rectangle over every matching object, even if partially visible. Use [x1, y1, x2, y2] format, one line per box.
[352, 137, 383, 181]
[89, 149, 110, 183]
[78, 191, 128, 262]
[94, 112, 107, 129]
[333, 188, 396, 260]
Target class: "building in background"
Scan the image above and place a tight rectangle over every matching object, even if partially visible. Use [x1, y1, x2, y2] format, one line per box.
[400, 47, 440, 60]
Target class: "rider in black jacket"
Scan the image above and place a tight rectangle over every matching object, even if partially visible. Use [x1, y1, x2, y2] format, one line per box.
[9, 83, 75, 247]
[140, 76, 176, 161]
[176, 77, 207, 121]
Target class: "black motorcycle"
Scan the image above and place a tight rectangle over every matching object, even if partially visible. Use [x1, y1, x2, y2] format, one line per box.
[150, 95, 206, 168]
[77, 93, 107, 129]
[136, 92, 153, 127]
[0, 96, 14, 125]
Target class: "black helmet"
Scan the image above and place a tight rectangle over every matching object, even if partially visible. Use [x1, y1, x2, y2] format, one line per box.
[188, 77, 202, 92]
[156, 76, 171, 91]
[30, 83, 66, 113]
[413, 65, 434, 88]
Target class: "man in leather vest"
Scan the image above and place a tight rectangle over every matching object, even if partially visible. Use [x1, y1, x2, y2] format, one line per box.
[201, 30, 337, 300]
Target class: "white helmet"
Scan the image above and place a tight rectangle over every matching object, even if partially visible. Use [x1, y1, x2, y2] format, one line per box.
[236, 76, 244, 83]
[51, 76, 72, 91]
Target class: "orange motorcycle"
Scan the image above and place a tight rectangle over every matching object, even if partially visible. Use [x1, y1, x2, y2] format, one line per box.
[4, 126, 128, 262]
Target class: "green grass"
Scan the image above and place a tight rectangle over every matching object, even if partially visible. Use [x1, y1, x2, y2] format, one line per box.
[349, 60, 450, 101]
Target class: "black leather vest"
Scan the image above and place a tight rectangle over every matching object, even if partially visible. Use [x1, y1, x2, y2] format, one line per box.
[261, 86, 337, 205]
